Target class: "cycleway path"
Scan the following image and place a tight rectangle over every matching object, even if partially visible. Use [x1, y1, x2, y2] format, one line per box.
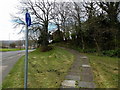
[60, 47, 96, 88]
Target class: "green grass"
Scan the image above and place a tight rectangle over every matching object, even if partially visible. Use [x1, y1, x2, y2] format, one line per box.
[0, 48, 25, 52]
[54, 42, 119, 88]
[84, 53, 119, 88]
[2, 47, 74, 88]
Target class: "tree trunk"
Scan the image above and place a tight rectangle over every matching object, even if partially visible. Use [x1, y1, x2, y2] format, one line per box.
[42, 21, 49, 47]
[93, 37, 100, 53]
[81, 36, 85, 50]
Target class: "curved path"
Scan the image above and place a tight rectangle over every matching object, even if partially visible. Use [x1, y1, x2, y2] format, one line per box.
[60, 47, 96, 88]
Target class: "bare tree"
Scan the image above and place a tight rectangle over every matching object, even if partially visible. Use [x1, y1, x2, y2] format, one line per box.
[68, 2, 85, 49]
[56, 2, 71, 41]
[13, 0, 55, 48]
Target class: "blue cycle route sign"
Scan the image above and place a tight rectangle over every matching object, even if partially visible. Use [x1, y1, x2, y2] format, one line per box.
[25, 12, 31, 26]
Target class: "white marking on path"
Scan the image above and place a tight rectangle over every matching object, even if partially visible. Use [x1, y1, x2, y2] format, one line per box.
[80, 56, 88, 59]
[62, 80, 76, 87]
[82, 65, 91, 68]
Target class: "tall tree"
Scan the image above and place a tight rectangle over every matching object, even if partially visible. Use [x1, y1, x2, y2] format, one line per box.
[97, 2, 120, 27]
[71, 2, 85, 49]
[51, 2, 63, 42]
[97, 2, 120, 49]
[83, 2, 102, 52]
[57, 2, 70, 41]
[13, 0, 55, 48]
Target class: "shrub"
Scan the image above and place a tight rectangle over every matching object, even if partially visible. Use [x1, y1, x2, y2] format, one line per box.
[10, 43, 16, 48]
[40, 46, 53, 52]
[102, 49, 120, 57]
[83, 49, 97, 53]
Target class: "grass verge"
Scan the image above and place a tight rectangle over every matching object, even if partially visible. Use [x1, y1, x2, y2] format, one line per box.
[54, 42, 119, 88]
[0, 48, 25, 52]
[85, 53, 119, 88]
[2, 47, 74, 88]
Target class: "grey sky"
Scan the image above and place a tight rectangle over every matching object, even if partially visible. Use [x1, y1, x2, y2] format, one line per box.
[1, 0, 116, 40]
[0, 0, 23, 40]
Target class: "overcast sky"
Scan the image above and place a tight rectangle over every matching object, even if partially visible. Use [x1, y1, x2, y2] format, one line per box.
[0, 0, 24, 40]
[0, 0, 73, 41]
[0, 0, 107, 41]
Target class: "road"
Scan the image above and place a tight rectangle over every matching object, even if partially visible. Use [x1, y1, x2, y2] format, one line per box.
[0, 50, 34, 85]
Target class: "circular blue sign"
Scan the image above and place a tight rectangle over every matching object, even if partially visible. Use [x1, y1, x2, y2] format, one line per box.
[25, 13, 31, 26]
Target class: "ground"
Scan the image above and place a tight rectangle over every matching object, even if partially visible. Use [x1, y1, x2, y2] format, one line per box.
[60, 47, 96, 88]
[2, 47, 74, 88]
[85, 53, 119, 88]
[2, 46, 119, 88]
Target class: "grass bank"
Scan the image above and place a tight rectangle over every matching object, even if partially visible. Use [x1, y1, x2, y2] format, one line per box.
[54, 42, 119, 88]
[84, 53, 119, 88]
[2, 47, 74, 88]
[0, 48, 25, 52]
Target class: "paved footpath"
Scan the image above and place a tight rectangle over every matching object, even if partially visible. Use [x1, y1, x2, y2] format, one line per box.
[60, 47, 96, 88]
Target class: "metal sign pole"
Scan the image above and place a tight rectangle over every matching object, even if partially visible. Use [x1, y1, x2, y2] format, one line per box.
[24, 8, 31, 89]
[24, 9, 29, 89]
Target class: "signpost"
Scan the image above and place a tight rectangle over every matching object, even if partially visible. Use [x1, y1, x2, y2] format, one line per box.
[24, 9, 31, 89]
